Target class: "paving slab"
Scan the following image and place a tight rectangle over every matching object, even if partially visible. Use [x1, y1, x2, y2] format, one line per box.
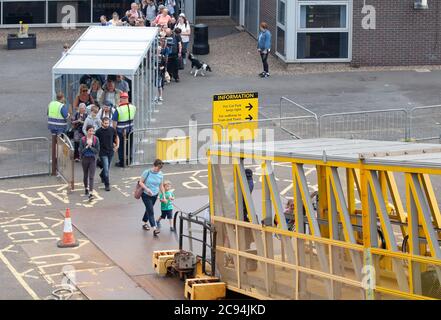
[132, 274, 184, 300]
[71, 195, 209, 277]
[65, 266, 153, 300]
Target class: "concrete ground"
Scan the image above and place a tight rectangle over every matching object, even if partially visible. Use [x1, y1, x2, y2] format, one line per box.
[1, 20, 441, 139]
[1, 19, 441, 300]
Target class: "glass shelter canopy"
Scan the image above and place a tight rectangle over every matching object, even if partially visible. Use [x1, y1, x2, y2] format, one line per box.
[52, 26, 158, 130]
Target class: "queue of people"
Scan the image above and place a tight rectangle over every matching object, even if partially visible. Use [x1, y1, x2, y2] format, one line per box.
[96, 2, 191, 104]
[47, 1, 252, 239]
[48, 73, 135, 199]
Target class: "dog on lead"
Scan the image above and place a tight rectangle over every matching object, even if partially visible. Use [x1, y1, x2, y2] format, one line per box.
[188, 53, 212, 77]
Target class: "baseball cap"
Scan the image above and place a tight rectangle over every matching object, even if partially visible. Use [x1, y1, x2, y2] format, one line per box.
[120, 92, 129, 98]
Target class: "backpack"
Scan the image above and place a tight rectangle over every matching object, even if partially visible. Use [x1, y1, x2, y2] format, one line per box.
[81, 135, 97, 146]
[170, 36, 180, 56]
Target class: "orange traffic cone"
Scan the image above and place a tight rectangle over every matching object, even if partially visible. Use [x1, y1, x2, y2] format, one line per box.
[57, 208, 79, 248]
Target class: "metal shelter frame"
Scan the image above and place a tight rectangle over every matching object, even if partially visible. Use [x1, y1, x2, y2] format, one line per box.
[208, 139, 441, 300]
[52, 26, 158, 130]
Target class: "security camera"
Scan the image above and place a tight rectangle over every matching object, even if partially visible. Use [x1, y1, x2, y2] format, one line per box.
[414, 0, 428, 9]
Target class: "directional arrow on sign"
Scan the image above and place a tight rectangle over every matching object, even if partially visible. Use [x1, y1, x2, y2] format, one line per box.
[245, 115, 253, 121]
[246, 103, 253, 111]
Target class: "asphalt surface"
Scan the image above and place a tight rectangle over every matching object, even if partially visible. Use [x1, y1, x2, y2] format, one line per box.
[1, 25, 441, 139]
[1, 20, 441, 300]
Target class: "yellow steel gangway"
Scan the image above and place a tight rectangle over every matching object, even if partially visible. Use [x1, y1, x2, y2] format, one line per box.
[206, 138, 441, 300]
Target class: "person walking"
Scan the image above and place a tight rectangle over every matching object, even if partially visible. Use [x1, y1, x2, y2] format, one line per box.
[95, 117, 119, 191]
[257, 22, 272, 78]
[82, 105, 102, 135]
[167, 27, 182, 82]
[139, 159, 165, 237]
[73, 84, 95, 114]
[175, 13, 190, 66]
[79, 125, 100, 201]
[143, 0, 156, 26]
[156, 180, 175, 231]
[112, 92, 136, 167]
[100, 79, 121, 109]
[71, 103, 88, 162]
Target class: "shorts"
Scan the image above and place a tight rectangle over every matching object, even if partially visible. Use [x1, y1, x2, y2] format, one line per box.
[156, 76, 164, 88]
[161, 209, 173, 219]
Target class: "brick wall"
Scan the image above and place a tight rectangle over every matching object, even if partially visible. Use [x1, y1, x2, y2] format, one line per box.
[352, 0, 441, 66]
[260, 0, 277, 51]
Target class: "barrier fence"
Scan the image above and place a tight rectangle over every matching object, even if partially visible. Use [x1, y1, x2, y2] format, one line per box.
[409, 105, 441, 142]
[0, 137, 50, 179]
[56, 134, 75, 191]
[3, 100, 440, 177]
[124, 103, 441, 166]
[318, 109, 409, 141]
[128, 123, 225, 166]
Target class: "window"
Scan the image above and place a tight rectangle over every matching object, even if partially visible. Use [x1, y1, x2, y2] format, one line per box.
[300, 5, 346, 28]
[277, 27, 286, 56]
[296, 1, 351, 61]
[277, 0, 286, 25]
[48, 0, 91, 23]
[276, 0, 286, 57]
[3, 1, 46, 24]
[297, 32, 348, 59]
[92, 0, 132, 22]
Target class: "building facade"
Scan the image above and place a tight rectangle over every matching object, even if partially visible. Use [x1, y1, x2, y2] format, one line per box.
[250, 0, 440, 66]
[1, 0, 439, 66]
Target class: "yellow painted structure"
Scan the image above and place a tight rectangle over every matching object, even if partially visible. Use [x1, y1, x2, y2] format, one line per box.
[185, 277, 226, 300]
[152, 250, 179, 276]
[207, 139, 441, 300]
[156, 136, 190, 162]
[212, 92, 258, 143]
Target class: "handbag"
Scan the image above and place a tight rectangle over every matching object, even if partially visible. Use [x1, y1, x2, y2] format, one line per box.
[96, 157, 103, 169]
[134, 181, 144, 200]
[164, 71, 171, 83]
[178, 56, 184, 70]
[134, 170, 149, 200]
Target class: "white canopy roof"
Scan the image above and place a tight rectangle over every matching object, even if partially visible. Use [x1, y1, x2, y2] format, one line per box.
[52, 26, 158, 76]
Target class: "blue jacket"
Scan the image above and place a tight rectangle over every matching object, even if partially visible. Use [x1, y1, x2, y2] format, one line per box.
[257, 30, 272, 52]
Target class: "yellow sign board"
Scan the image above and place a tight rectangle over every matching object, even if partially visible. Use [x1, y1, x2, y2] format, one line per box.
[212, 92, 259, 143]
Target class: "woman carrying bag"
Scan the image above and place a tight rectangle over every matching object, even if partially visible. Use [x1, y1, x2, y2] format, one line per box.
[137, 159, 165, 237]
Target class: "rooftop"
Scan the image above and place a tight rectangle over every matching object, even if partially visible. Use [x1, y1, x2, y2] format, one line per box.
[52, 26, 157, 76]
[213, 138, 441, 170]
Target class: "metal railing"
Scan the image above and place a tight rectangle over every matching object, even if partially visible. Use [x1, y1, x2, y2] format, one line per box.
[0, 137, 50, 179]
[128, 123, 224, 166]
[112, 99, 441, 167]
[56, 134, 75, 191]
[319, 109, 409, 141]
[279, 96, 318, 119]
[409, 105, 441, 142]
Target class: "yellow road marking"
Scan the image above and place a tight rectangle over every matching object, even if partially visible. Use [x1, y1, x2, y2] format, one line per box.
[0, 245, 40, 300]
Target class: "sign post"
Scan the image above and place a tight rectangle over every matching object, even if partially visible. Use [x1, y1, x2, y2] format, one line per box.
[212, 92, 259, 143]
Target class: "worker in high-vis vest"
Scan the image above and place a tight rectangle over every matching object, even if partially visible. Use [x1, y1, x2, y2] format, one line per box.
[112, 91, 136, 167]
[48, 92, 69, 135]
